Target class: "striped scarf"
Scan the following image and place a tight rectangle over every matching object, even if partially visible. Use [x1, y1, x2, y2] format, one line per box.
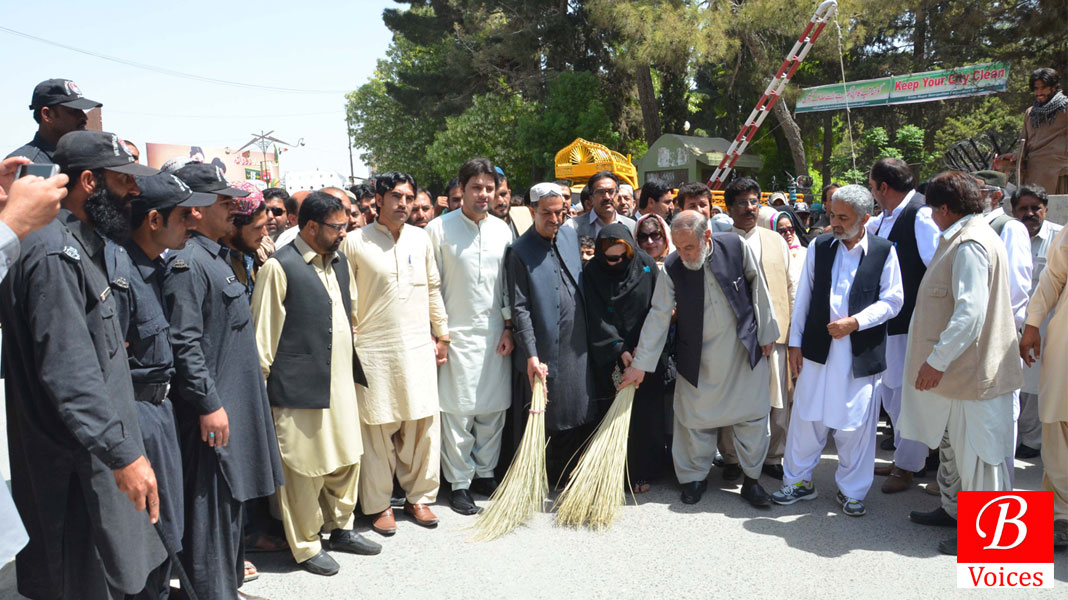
[1029, 90, 1068, 129]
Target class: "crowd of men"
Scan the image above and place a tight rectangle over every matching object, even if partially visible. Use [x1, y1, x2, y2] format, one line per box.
[0, 72, 1067, 600]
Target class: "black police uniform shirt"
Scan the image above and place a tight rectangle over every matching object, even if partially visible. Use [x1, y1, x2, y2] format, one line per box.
[112, 240, 175, 384]
[6, 132, 57, 164]
[0, 209, 165, 596]
[162, 230, 284, 502]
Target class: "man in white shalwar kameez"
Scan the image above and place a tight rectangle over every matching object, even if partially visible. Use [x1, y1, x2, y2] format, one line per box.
[1011, 184, 1062, 459]
[620, 211, 780, 507]
[867, 157, 941, 493]
[771, 185, 903, 516]
[340, 172, 450, 536]
[425, 158, 514, 516]
[898, 171, 1023, 556]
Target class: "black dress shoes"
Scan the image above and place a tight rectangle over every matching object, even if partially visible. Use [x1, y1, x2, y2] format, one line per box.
[300, 550, 340, 576]
[880, 436, 896, 451]
[740, 476, 772, 507]
[909, 506, 957, 527]
[450, 489, 482, 515]
[938, 536, 957, 555]
[762, 464, 784, 480]
[1015, 444, 1040, 459]
[722, 463, 743, 481]
[327, 529, 382, 555]
[470, 477, 500, 497]
[680, 480, 708, 504]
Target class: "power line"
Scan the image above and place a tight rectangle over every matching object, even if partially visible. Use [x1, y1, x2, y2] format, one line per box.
[0, 25, 350, 95]
[108, 108, 343, 119]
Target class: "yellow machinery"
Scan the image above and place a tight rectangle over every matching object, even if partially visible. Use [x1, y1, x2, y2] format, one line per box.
[554, 138, 638, 188]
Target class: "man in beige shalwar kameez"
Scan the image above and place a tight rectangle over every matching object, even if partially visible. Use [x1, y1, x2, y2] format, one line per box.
[1020, 222, 1068, 550]
[252, 191, 380, 576]
[340, 172, 450, 536]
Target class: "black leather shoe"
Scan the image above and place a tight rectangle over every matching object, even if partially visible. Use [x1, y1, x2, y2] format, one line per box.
[680, 480, 708, 505]
[450, 489, 482, 515]
[909, 506, 957, 527]
[740, 476, 771, 507]
[300, 550, 340, 576]
[880, 436, 896, 451]
[470, 477, 499, 497]
[762, 464, 784, 480]
[1015, 444, 1040, 459]
[713, 451, 725, 468]
[327, 529, 382, 555]
[722, 463, 743, 481]
[1054, 519, 1068, 550]
[938, 536, 957, 555]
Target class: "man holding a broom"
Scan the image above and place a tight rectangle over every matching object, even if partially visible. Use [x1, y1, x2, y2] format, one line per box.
[620, 210, 780, 507]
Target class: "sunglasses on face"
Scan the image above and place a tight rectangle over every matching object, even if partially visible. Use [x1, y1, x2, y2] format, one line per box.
[637, 231, 663, 242]
[603, 253, 625, 263]
[778, 227, 794, 234]
[268, 206, 285, 216]
[318, 221, 347, 232]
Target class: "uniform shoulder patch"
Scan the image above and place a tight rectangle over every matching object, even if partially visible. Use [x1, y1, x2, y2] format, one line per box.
[170, 259, 189, 271]
[62, 246, 81, 261]
[111, 277, 129, 290]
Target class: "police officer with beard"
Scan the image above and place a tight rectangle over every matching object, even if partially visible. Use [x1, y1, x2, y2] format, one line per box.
[0, 130, 166, 599]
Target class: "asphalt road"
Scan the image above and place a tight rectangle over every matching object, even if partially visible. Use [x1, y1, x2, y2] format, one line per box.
[2, 404, 1065, 599]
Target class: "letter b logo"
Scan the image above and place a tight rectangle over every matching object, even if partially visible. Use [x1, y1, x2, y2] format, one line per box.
[958, 491, 1052, 564]
[975, 495, 1027, 550]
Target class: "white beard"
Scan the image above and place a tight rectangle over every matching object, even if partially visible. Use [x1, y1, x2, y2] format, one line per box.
[833, 222, 863, 242]
[682, 243, 709, 270]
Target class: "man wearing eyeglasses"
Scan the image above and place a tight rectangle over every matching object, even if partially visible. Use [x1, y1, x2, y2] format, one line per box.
[252, 191, 379, 576]
[562, 171, 636, 239]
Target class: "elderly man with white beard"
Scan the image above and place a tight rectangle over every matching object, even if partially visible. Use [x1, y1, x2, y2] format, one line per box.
[620, 210, 780, 507]
[771, 185, 903, 517]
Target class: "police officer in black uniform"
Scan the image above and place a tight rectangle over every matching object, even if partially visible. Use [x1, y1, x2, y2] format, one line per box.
[0, 130, 165, 599]
[6, 79, 102, 163]
[165, 161, 284, 600]
[111, 172, 216, 599]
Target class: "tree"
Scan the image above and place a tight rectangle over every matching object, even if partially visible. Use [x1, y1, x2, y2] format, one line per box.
[426, 92, 536, 189]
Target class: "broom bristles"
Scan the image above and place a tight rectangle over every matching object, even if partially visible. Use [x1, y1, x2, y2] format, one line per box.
[553, 385, 636, 530]
[472, 378, 548, 541]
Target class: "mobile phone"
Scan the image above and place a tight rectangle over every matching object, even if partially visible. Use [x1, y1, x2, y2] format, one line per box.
[15, 163, 60, 179]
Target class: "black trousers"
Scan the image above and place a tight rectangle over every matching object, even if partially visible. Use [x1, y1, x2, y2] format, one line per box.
[178, 420, 245, 600]
[627, 364, 669, 482]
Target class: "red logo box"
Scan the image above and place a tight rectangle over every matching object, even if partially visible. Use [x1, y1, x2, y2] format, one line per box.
[956, 491, 1054, 588]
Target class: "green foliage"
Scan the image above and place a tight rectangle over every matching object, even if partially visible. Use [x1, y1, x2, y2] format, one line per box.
[426, 93, 537, 190]
[516, 71, 619, 178]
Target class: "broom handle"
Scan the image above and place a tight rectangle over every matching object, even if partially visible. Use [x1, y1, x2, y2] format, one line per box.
[152, 519, 201, 600]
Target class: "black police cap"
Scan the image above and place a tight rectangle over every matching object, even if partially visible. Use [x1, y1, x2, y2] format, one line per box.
[30, 79, 102, 111]
[172, 162, 249, 197]
[53, 131, 159, 177]
[131, 173, 217, 216]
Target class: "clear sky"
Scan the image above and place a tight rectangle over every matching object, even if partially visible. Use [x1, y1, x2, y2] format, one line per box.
[0, 1, 396, 181]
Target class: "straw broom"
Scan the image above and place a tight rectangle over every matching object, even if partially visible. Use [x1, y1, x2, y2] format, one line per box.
[473, 377, 548, 541]
[553, 385, 636, 530]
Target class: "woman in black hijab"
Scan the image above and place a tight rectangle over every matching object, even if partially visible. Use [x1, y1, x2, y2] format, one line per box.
[583, 223, 668, 493]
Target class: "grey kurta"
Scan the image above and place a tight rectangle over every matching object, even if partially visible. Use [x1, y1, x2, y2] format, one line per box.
[632, 241, 779, 428]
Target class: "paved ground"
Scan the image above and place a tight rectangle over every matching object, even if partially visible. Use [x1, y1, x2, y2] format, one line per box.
[1, 383, 1065, 598]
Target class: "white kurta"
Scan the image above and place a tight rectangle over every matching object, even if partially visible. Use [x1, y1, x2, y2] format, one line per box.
[866, 191, 941, 389]
[341, 222, 448, 425]
[899, 216, 1014, 465]
[425, 210, 512, 416]
[985, 208, 1033, 328]
[790, 235, 903, 431]
[632, 241, 780, 428]
[1024, 224, 1068, 422]
[1022, 219, 1063, 395]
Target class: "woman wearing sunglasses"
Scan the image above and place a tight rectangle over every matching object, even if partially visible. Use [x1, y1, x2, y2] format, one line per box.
[583, 223, 669, 493]
[775, 212, 807, 287]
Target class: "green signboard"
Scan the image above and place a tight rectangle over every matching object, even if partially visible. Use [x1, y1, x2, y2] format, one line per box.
[795, 62, 1009, 113]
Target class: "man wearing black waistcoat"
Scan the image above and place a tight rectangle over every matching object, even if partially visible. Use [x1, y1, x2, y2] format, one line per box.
[621, 210, 780, 507]
[251, 191, 379, 576]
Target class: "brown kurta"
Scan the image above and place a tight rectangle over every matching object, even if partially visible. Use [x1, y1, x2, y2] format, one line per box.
[1020, 106, 1068, 194]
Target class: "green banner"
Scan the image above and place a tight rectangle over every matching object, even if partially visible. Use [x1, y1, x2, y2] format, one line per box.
[795, 62, 1009, 113]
